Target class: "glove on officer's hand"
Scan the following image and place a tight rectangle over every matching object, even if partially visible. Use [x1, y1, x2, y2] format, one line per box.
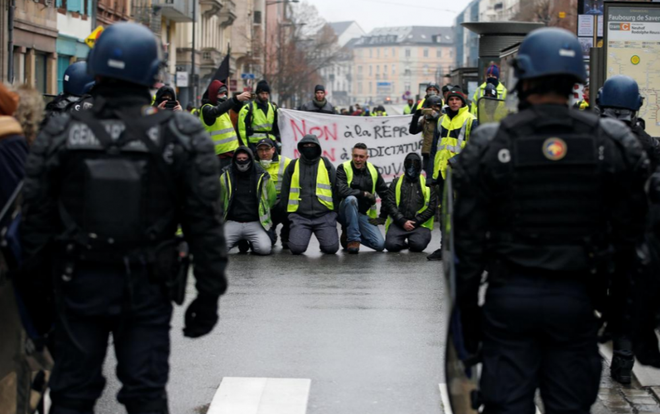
[363, 192, 377, 205]
[183, 293, 219, 338]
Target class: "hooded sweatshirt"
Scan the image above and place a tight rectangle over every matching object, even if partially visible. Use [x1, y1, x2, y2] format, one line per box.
[225, 146, 266, 223]
[384, 153, 438, 228]
[153, 85, 177, 107]
[280, 134, 337, 218]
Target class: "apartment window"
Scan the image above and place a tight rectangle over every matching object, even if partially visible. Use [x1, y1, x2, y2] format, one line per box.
[369, 49, 373, 58]
[423, 65, 429, 75]
[358, 82, 363, 94]
[384, 48, 388, 58]
[377, 48, 380, 58]
[34, 52, 47, 94]
[405, 83, 411, 93]
[405, 48, 411, 58]
[450, 49, 454, 58]
[376, 65, 379, 74]
[424, 48, 429, 58]
[358, 66, 363, 75]
[404, 67, 411, 76]
[384, 65, 387, 76]
[392, 65, 396, 75]
[369, 66, 372, 76]
[437, 49, 442, 58]
[392, 48, 396, 57]
[369, 82, 372, 93]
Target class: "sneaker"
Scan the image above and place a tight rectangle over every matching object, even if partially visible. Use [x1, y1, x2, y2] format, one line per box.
[340, 227, 348, 250]
[347, 241, 360, 254]
[611, 354, 634, 385]
[427, 248, 443, 261]
[238, 240, 250, 254]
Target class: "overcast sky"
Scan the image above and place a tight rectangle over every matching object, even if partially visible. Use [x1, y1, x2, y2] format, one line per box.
[304, 0, 474, 33]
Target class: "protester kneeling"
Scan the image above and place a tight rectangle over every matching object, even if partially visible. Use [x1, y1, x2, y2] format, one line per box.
[384, 153, 437, 252]
[336, 143, 388, 254]
[220, 146, 277, 255]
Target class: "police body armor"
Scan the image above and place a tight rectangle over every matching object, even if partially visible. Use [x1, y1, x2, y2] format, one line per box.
[487, 109, 609, 272]
[60, 107, 181, 262]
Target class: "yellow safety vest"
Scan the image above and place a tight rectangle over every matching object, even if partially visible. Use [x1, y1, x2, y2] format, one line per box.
[263, 156, 292, 196]
[471, 82, 508, 114]
[433, 106, 477, 180]
[287, 159, 334, 212]
[385, 175, 433, 231]
[200, 104, 239, 155]
[238, 101, 277, 144]
[415, 98, 426, 111]
[403, 104, 413, 115]
[220, 170, 275, 230]
[342, 160, 378, 219]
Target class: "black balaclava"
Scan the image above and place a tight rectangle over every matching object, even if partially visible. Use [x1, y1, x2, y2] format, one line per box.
[301, 144, 321, 160]
[404, 153, 422, 181]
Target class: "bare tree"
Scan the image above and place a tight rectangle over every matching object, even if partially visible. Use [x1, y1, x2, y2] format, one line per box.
[513, 0, 577, 30]
[255, 1, 345, 107]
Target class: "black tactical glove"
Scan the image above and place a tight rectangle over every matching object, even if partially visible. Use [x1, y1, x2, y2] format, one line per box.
[363, 191, 377, 205]
[183, 293, 219, 338]
[368, 217, 386, 226]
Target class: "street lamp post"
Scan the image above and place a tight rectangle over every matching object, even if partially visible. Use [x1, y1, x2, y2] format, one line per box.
[264, 0, 299, 82]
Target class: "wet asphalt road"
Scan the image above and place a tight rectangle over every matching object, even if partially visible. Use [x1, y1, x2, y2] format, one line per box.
[96, 227, 449, 414]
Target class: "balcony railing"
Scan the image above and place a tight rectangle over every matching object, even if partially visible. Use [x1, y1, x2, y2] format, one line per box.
[155, 0, 193, 22]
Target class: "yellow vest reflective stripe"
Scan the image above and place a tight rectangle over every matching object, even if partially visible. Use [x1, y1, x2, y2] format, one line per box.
[287, 160, 334, 212]
[220, 171, 273, 230]
[385, 175, 433, 232]
[200, 104, 239, 155]
[433, 107, 476, 180]
[342, 160, 378, 219]
[264, 156, 291, 195]
[239, 102, 276, 144]
[415, 98, 426, 111]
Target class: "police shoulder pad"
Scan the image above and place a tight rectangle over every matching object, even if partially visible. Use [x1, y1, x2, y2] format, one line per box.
[43, 113, 72, 136]
[172, 111, 204, 135]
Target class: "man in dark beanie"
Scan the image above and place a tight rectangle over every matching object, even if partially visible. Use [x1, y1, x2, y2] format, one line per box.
[299, 84, 336, 114]
[238, 80, 280, 151]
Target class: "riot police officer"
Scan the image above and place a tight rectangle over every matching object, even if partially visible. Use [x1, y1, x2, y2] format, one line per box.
[44, 61, 95, 119]
[20, 23, 228, 414]
[598, 75, 660, 171]
[453, 28, 648, 413]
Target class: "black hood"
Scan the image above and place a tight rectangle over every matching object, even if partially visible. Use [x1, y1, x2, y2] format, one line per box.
[233, 146, 255, 165]
[297, 134, 322, 162]
[154, 85, 177, 106]
[404, 152, 423, 179]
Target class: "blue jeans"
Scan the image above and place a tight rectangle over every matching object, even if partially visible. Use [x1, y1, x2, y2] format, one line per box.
[339, 196, 385, 251]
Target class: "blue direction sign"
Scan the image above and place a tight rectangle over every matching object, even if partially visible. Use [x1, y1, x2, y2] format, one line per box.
[241, 73, 255, 80]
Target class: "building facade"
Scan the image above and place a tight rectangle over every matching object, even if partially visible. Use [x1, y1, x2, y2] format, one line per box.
[351, 26, 455, 105]
[55, 0, 93, 93]
[321, 21, 366, 107]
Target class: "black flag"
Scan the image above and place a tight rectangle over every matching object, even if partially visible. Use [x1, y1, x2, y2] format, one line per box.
[202, 48, 231, 100]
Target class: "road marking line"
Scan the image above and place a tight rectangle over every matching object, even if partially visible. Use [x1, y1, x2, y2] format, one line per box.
[207, 377, 311, 414]
[438, 383, 452, 413]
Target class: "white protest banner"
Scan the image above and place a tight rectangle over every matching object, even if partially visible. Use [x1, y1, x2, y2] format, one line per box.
[279, 109, 422, 182]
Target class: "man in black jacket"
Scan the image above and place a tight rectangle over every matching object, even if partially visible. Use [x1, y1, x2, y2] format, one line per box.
[384, 153, 437, 252]
[299, 84, 336, 114]
[220, 146, 276, 256]
[279, 134, 339, 255]
[335, 143, 388, 253]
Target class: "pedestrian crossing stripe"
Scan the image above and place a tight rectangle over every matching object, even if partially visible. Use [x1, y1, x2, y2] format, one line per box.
[208, 377, 311, 414]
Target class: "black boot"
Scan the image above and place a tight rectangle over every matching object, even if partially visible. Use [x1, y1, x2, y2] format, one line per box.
[238, 240, 250, 254]
[427, 248, 443, 261]
[611, 354, 634, 384]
